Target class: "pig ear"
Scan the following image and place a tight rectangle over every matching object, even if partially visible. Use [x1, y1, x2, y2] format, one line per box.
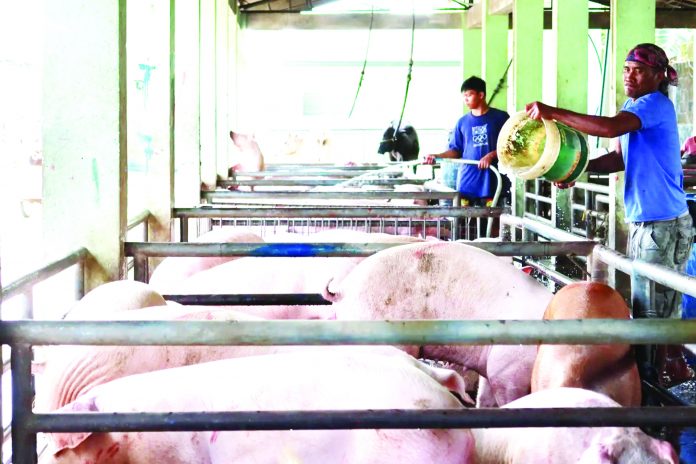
[47, 395, 99, 453]
[424, 365, 475, 405]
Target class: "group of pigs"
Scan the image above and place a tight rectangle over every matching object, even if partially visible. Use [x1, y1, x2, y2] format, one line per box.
[33, 228, 678, 463]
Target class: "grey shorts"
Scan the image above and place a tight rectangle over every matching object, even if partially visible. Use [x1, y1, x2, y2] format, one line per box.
[628, 212, 694, 318]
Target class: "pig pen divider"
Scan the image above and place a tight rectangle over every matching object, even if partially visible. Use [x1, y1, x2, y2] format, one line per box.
[6, 216, 696, 463]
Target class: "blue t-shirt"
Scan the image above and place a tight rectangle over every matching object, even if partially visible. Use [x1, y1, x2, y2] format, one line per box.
[620, 91, 687, 222]
[449, 108, 509, 198]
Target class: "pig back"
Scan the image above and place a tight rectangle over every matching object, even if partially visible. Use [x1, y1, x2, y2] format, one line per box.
[329, 241, 552, 320]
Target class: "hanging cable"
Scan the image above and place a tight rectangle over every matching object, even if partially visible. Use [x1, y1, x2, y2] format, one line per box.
[393, 7, 416, 138]
[488, 58, 513, 106]
[348, 6, 375, 118]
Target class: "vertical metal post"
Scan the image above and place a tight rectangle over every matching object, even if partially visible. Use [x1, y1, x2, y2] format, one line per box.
[452, 194, 461, 241]
[180, 216, 189, 242]
[11, 344, 37, 464]
[589, 246, 608, 284]
[134, 252, 149, 283]
[631, 266, 658, 385]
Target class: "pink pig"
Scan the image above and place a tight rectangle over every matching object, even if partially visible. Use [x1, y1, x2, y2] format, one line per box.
[148, 227, 265, 294]
[41, 348, 475, 464]
[324, 241, 554, 406]
[472, 387, 678, 464]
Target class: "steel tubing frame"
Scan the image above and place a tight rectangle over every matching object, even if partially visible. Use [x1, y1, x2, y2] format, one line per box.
[218, 178, 427, 188]
[202, 191, 458, 201]
[4, 319, 696, 346]
[125, 240, 596, 283]
[27, 407, 696, 433]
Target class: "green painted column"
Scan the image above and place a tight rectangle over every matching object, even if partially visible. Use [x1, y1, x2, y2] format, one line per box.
[174, 0, 202, 208]
[42, 0, 127, 289]
[215, 0, 230, 181]
[552, 0, 588, 232]
[200, 0, 217, 192]
[511, 0, 543, 220]
[481, 0, 509, 110]
[609, 0, 655, 254]
[512, 0, 543, 112]
[462, 14, 482, 79]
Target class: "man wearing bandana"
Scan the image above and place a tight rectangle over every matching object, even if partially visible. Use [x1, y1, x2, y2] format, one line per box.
[525, 43, 694, 389]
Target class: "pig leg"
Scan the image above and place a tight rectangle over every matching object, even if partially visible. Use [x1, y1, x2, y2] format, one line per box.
[485, 345, 536, 406]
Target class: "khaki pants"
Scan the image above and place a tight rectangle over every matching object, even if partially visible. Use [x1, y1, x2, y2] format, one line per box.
[628, 212, 693, 319]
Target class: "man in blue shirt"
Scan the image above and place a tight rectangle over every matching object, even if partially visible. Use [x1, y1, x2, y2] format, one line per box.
[526, 43, 693, 388]
[426, 76, 510, 206]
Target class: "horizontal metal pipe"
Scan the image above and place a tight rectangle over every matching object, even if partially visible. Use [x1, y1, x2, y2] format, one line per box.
[124, 241, 596, 258]
[2, 248, 88, 300]
[594, 245, 696, 298]
[572, 181, 610, 195]
[219, 178, 425, 187]
[4, 319, 696, 346]
[202, 191, 457, 200]
[29, 406, 696, 433]
[259, 164, 389, 171]
[524, 259, 577, 286]
[232, 169, 391, 177]
[174, 206, 502, 219]
[505, 214, 592, 243]
[127, 210, 150, 231]
[523, 192, 553, 203]
[163, 293, 331, 306]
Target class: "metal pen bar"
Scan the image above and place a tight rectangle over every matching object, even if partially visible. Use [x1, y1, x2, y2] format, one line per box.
[230, 169, 392, 177]
[503, 214, 590, 243]
[11, 344, 36, 464]
[593, 244, 696, 298]
[163, 293, 331, 306]
[202, 191, 456, 201]
[29, 406, 696, 432]
[127, 210, 150, 231]
[219, 178, 426, 187]
[124, 241, 596, 258]
[523, 259, 578, 286]
[4, 320, 696, 346]
[1, 249, 88, 301]
[573, 181, 611, 195]
[174, 206, 503, 219]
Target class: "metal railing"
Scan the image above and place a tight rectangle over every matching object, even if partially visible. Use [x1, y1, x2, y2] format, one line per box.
[5, 213, 696, 463]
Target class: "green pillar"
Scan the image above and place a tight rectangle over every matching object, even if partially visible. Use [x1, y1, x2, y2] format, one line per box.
[552, 0, 588, 232]
[609, 0, 655, 253]
[511, 0, 543, 219]
[174, 0, 202, 208]
[512, 0, 543, 111]
[200, 0, 217, 192]
[462, 14, 482, 79]
[481, 0, 509, 110]
[42, 0, 127, 289]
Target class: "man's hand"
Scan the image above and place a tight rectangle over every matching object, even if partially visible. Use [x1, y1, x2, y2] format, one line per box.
[554, 181, 576, 189]
[478, 152, 496, 169]
[525, 101, 554, 121]
[422, 154, 437, 165]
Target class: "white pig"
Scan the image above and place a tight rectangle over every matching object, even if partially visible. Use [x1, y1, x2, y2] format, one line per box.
[472, 387, 678, 464]
[42, 348, 476, 464]
[324, 241, 554, 406]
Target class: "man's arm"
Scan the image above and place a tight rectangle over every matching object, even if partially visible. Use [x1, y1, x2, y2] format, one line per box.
[526, 102, 641, 139]
[478, 150, 497, 169]
[422, 149, 460, 165]
[586, 150, 625, 173]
